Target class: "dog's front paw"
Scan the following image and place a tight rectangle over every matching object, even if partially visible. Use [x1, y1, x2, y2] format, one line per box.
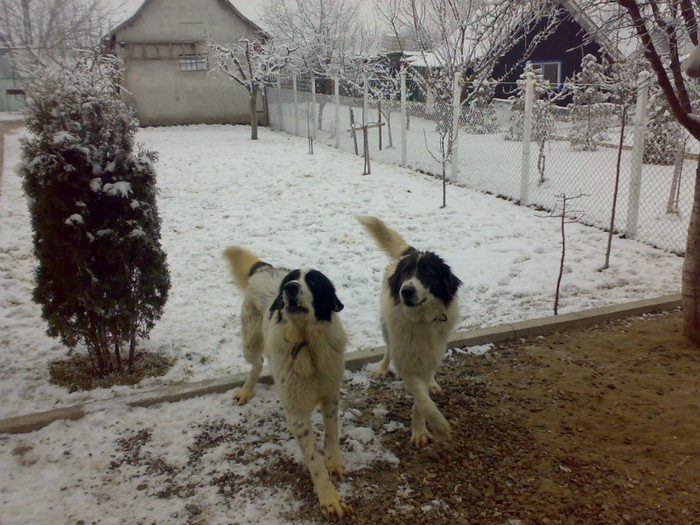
[325, 457, 345, 482]
[428, 378, 442, 395]
[233, 386, 254, 405]
[411, 429, 432, 448]
[319, 492, 349, 519]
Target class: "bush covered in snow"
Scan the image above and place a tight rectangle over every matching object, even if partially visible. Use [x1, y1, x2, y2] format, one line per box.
[504, 68, 554, 144]
[462, 79, 499, 134]
[21, 58, 170, 377]
[567, 54, 611, 151]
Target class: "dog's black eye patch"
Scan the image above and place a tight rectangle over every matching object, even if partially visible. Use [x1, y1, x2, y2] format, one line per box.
[270, 269, 302, 317]
[416, 252, 462, 306]
[305, 269, 343, 322]
[388, 251, 419, 304]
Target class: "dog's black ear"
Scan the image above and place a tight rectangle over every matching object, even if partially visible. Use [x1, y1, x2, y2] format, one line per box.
[270, 292, 284, 313]
[306, 269, 344, 321]
[445, 271, 462, 299]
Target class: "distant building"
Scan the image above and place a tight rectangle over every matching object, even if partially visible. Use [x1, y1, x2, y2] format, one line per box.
[0, 48, 25, 112]
[107, 0, 267, 126]
[492, 3, 616, 99]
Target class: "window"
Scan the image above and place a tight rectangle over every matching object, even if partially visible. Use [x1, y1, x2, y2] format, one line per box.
[527, 60, 562, 89]
[179, 54, 208, 72]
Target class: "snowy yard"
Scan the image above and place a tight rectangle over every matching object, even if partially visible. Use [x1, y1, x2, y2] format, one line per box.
[271, 93, 696, 254]
[0, 123, 685, 523]
[0, 124, 683, 419]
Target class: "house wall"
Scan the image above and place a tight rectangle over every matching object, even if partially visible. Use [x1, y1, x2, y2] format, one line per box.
[0, 49, 24, 112]
[113, 0, 265, 126]
[493, 8, 605, 101]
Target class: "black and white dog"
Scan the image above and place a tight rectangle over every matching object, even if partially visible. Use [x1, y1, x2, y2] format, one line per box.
[357, 216, 462, 447]
[224, 246, 348, 518]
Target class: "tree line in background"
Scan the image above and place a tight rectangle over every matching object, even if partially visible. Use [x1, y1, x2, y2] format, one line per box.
[3, 0, 700, 374]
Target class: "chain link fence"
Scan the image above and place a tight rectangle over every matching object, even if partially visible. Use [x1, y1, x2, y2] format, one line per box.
[267, 76, 694, 255]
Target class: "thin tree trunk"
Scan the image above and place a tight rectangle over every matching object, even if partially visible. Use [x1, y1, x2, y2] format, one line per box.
[683, 157, 700, 345]
[114, 337, 123, 371]
[250, 86, 259, 140]
[604, 106, 627, 270]
[129, 329, 137, 372]
[555, 196, 567, 315]
[667, 141, 685, 214]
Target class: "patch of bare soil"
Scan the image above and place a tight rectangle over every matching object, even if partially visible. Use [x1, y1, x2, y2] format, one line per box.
[328, 308, 700, 525]
[111, 310, 700, 525]
[49, 351, 173, 392]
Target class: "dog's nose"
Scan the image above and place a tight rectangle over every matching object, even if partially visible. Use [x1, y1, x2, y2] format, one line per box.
[284, 281, 301, 296]
[400, 284, 417, 302]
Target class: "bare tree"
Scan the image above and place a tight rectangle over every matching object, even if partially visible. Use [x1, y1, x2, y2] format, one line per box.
[373, 0, 561, 107]
[0, 0, 118, 69]
[605, 0, 700, 345]
[544, 193, 589, 315]
[261, 0, 376, 129]
[207, 38, 294, 140]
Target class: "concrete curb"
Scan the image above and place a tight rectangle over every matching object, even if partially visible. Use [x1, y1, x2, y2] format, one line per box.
[0, 294, 682, 435]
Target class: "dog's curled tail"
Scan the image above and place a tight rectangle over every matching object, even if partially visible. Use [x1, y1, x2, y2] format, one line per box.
[223, 246, 267, 290]
[356, 216, 411, 260]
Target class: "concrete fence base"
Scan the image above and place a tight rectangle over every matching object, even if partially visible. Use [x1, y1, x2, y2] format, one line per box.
[0, 294, 682, 435]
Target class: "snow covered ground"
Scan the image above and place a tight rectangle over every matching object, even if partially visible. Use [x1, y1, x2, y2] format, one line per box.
[270, 93, 695, 254]
[0, 124, 683, 418]
[0, 124, 683, 524]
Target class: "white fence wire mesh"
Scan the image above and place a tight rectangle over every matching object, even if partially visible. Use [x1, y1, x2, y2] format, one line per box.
[266, 76, 695, 255]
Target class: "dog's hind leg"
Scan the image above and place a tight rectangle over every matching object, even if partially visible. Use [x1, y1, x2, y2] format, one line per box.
[285, 411, 348, 519]
[234, 301, 264, 405]
[370, 350, 391, 380]
[320, 396, 345, 481]
[403, 376, 452, 447]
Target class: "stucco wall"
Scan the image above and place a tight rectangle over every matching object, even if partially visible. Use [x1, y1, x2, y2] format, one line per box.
[114, 0, 265, 126]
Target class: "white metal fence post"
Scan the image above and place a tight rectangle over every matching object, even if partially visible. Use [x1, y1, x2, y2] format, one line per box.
[519, 71, 535, 205]
[400, 68, 407, 167]
[334, 76, 340, 148]
[311, 76, 317, 141]
[450, 71, 461, 182]
[626, 71, 651, 239]
[276, 77, 284, 132]
[293, 75, 299, 136]
[363, 74, 369, 126]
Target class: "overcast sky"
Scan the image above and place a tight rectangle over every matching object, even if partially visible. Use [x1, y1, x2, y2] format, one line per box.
[115, 0, 376, 28]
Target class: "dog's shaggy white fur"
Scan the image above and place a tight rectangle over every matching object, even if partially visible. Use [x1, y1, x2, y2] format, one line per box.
[224, 247, 348, 518]
[357, 216, 462, 447]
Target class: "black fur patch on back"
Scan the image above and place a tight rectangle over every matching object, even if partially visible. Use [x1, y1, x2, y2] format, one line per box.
[305, 270, 344, 322]
[388, 250, 462, 306]
[249, 261, 271, 277]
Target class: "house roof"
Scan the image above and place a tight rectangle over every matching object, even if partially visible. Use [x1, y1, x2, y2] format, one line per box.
[559, 0, 638, 59]
[109, 0, 265, 38]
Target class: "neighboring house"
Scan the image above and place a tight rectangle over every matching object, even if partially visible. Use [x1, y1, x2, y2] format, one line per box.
[384, 2, 617, 103]
[492, 2, 615, 99]
[107, 0, 267, 126]
[0, 48, 25, 112]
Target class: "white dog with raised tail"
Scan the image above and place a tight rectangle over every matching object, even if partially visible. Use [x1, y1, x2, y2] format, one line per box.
[224, 246, 348, 519]
[357, 216, 462, 447]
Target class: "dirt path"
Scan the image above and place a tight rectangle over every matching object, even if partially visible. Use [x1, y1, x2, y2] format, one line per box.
[269, 309, 699, 524]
